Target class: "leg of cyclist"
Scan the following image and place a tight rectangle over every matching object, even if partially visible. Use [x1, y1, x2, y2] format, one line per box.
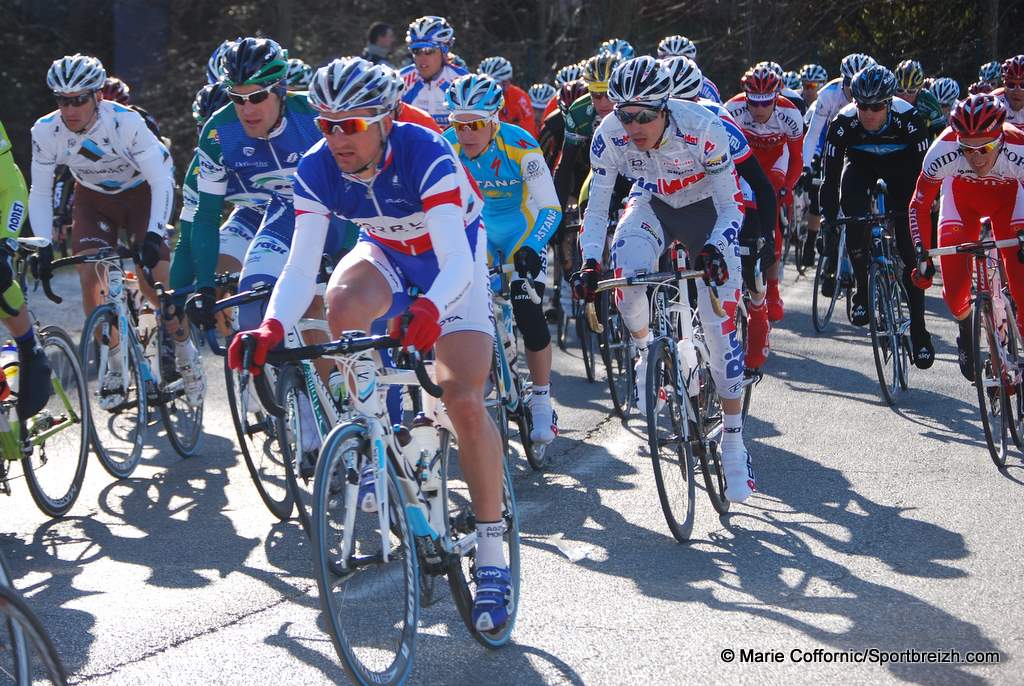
[765, 168, 787, 322]
[996, 182, 1024, 341]
[802, 167, 822, 268]
[739, 205, 771, 370]
[838, 161, 874, 326]
[0, 262, 50, 420]
[937, 190, 981, 381]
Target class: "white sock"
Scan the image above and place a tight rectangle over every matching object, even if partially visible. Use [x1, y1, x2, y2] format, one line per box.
[531, 384, 551, 407]
[174, 338, 196, 356]
[634, 332, 653, 356]
[107, 345, 122, 372]
[476, 519, 507, 569]
[722, 412, 743, 453]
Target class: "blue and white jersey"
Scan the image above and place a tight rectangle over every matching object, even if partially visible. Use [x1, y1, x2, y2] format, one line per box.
[696, 98, 752, 164]
[399, 62, 469, 127]
[701, 76, 722, 103]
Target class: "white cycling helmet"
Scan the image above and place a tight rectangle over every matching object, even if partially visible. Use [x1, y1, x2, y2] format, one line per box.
[841, 53, 877, 80]
[799, 63, 828, 84]
[445, 73, 504, 115]
[657, 35, 697, 60]
[478, 56, 514, 83]
[47, 54, 106, 94]
[755, 61, 785, 79]
[662, 56, 703, 100]
[308, 57, 397, 113]
[406, 15, 455, 51]
[929, 77, 961, 106]
[554, 64, 583, 88]
[782, 70, 801, 91]
[608, 56, 672, 107]
[528, 83, 557, 109]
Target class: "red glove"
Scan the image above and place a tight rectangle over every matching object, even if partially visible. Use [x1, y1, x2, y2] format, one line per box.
[390, 297, 441, 352]
[227, 318, 284, 374]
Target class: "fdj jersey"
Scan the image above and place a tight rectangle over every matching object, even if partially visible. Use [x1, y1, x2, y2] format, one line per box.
[563, 93, 599, 146]
[443, 123, 560, 261]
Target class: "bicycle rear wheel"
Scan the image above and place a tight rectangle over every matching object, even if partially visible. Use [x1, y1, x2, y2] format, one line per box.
[973, 295, 1013, 468]
[574, 300, 597, 383]
[693, 347, 729, 514]
[733, 299, 754, 418]
[155, 326, 203, 458]
[276, 363, 320, 535]
[1003, 302, 1024, 451]
[22, 326, 89, 518]
[597, 292, 634, 419]
[80, 304, 146, 479]
[224, 353, 293, 520]
[646, 338, 696, 543]
[313, 422, 419, 686]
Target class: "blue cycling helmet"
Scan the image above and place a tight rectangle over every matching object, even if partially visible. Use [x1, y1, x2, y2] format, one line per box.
[445, 73, 504, 115]
[599, 38, 634, 60]
[206, 39, 237, 85]
[407, 15, 455, 51]
[192, 83, 231, 127]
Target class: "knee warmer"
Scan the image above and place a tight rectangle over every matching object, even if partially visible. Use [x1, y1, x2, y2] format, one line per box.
[0, 259, 22, 317]
[511, 280, 550, 352]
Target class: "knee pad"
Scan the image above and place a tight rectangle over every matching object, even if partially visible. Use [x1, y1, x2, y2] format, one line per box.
[511, 280, 550, 352]
[616, 286, 649, 333]
[0, 259, 21, 317]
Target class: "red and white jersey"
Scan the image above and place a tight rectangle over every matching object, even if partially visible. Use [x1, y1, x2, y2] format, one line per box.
[992, 88, 1024, 126]
[908, 123, 1024, 247]
[725, 93, 804, 191]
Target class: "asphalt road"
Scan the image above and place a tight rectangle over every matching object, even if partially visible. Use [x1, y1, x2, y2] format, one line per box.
[2, 266, 1020, 685]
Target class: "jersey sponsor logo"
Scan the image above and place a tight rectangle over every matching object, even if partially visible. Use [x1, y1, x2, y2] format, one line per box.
[78, 139, 106, 162]
[704, 154, 729, 173]
[516, 138, 532, 149]
[207, 128, 219, 142]
[612, 135, 630, 147]
[684, 133, 699, 145]
[591, 135, 607, 158]
[252, 239, 287, 255]
[6, 201, 24, 233]
[926, 149, 960, 176]
[250, 169, 297, 195]
[478, 178, 522, 189]
[525, 159, 543, 177]
[629, 158, 645, 172]
[242, 146, 256, 157]
[490, 157, 502, 175]
[286, 152, 300, 163]
[704, 140, 716, 155]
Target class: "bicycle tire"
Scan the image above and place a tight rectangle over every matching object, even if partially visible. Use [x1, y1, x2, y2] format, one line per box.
[597, 292, 634, 419]
[313, 422, 419, 686]
[79, 304, 146, 479]
[574, 300, 597, 383]
[868, 264, 900, 406]
[224, 352, 293, 520]
[693, 343, 729, 514]
[486, 350, 511, 462]
[22, 326, 90, 518]
[973, 295, 1013, 468]
[276, 364, 317, 536]
[0, 584, 68, 685]
[155, 324, 202, 458]
[511, 374, 547, 471]
[1003, 302, 1024, 451]
[811, 251, 841, 333]
[733, 300, 753, 419]
[646, 338, 696, 543]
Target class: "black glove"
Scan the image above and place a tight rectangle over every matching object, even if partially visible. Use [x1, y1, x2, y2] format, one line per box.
[137, 231, 165, 269]
[513, 246, 542, 280]
[185, 286, 217, 330]
[30, 243, 54, 282]
[697, 243, 729, 286]
[572, 258, 601, 302]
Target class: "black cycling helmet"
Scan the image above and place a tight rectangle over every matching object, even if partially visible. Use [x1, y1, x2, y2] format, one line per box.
[193, 83, 231, 127]
[222, 37, 289, 87]
[850, 65, 896, 105]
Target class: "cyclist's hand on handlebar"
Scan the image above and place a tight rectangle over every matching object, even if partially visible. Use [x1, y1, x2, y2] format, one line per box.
[136, 231, 165, 270]
[31, 243, 54, 282]
[227, 318, 284, 374]
[911, 244, 935, 290]
[389, 297, 441, 353]
[513, 246, 542, 280]
[185, 287, 218, 330]
[571, 258, 601, 302]
[697, 243, 729, 286]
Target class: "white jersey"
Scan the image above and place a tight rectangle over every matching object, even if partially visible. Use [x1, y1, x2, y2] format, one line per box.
[28, 100, 174, 238]
[581, 99, 743, 263]
[399, 63, 469, 128]
[802, 77, 849, 166]
[993, 89, 1024, 126]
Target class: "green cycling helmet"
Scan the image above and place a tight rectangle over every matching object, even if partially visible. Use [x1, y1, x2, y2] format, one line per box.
[222, 37, 289, 87]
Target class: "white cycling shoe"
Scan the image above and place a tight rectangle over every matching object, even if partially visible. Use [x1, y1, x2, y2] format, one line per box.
[98, 364, 126, 411]
[528, 400, 557, 445]
[174, 342, 206, 408]
[721, 444, 755, 503]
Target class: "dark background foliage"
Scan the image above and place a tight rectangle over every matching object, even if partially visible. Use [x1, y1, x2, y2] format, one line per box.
[2, 0, 1022, 179]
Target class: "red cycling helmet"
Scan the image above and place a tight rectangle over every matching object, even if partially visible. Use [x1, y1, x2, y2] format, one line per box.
[949, 94, 1006, 137]
[101, 77, 131, 104]
[968, 81, 994, 96]
[557, 79, 588, 114]
[741, 66, 781, 103]
[1002, 55, 1024, 84]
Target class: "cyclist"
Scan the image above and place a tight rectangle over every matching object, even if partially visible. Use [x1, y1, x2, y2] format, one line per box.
[800, 53, 877, 268]
[285, 58, 313, 92]
[386, 66, 443, 133]
[969, 81, 995, 96]
[100, 77, 130, 104]
[798, 63, 828, 106]
[443, 74, 562, 446]
[894, 60, 945, 136]
[539, 79, 588, 171]
[726, 65, 804, 323]
[929, 78, 961, 123]
[476, 57, 537, 137]
[908, 94, 1024, 380]
[665, 56, 778, 371]
[542, 63, 584, 121]
[528, 83, 556, 134]
[598, 38, 634, 60]
[756, 61, 806, 117]
[994, 56, 1024, 125]
[206, 39, 236, 84]
[28, 54, 175, 409]
[979, 60, 1002, 90]
[573, 57, 754, 503]
[656, 34, 720, 102]
[0, 120, 52, 419]
[399, 15, 468, 128]
[819, 65, 935, 368]
[229, 57, 514, 632]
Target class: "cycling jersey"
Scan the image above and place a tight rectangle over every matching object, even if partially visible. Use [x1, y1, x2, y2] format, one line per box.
[538, 109, 564, 169]
[802, 77, 849, 166]
[0, 121, 27, 240]
[399, 62, 469, 128]
[267, 121, 485, 331]
[581, 99, 743, 264]
[563, 93, 599, 146]
[28, 99, 173, 240]
[190, 92, 322, 288]
[397, 101, 442, 133]
[443, 122, 561, 262]
[993, 88, 1024, 125]
[911, 89, 946, 136]
[555, 93, 605, 204]
[500, 84, 538, 137]
[781, 87, 807, 117]
[725, 93, 804, 194]
[541, 96, 558, 123]
[701, 76, 722, 103]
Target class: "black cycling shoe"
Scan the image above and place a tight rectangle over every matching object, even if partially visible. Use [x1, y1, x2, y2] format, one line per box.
[801, 234, 817, 268]
[17, 346, 52, 420]
[956, 335, 975, 381]
[911, 330, 935, 370]
[850, 292, 869, 327]
[820, 269, 836, 298]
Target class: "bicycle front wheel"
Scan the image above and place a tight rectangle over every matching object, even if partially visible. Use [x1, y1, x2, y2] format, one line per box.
[646, 338, 696, 543]
[574, 300, 597, 383]
[313, 422, 419, 686]
[155, 326, 203, 458]
[80, 304, 147, 479]
[868, 264, 901, 406]
[811, 251, 841, 334]
[276, 363, 320, 535]
[0, 584, 68, 685]
[974, 295, 1013, 468]
[597, 292, 634, 419]
[22, 326, 90, 518]
[693, 350, 729, 514]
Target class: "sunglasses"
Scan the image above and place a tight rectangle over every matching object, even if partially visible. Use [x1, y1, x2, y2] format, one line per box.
[1005, 81, 1024, 91]
[614, 107, 662, 125]
[856, 101, 889, 112]
[315, 112, 388, 136]
[802, 81, 821, 89]
[895, 88, 919, 96]
[747, 99, 775, 109]
[227, 84, 277, 106]
[589, 90, 609, 101]
[958, 136, 1002, 156]
[448, 117, 491, 132]
[411, 47, 439, 57]
[55, 93, 93, 108]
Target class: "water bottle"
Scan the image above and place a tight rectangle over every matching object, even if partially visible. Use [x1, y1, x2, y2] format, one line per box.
[1, 344, 19, 397]
[409, 412, 440, 493]
[501, 303, 517, 365]
[107, 267, 123, 300]
[138, 305, 157, 344]
[328, 369, 346, 406]
[676, 339, 700, 397]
